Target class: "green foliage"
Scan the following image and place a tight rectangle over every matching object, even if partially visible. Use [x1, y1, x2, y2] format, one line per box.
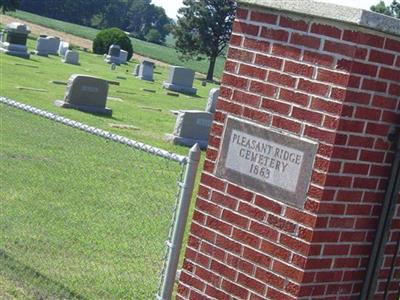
[371, 0, 400, 18]
[173, 0, 236, 81]
[0, 0, 19, 13]
[93, 27, 133, 60]
[18, 0, 172, 44]
[145, 28, 162, 44]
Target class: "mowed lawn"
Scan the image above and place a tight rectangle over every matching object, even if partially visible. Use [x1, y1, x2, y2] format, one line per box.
[0, 33, 217, 298]
[0, 105, 183, 299]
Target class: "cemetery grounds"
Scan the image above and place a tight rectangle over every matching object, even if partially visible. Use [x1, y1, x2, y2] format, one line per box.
[0, 28, 217, 299]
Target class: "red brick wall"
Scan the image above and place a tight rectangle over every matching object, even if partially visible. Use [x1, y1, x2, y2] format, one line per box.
[178, 4, 400, 300]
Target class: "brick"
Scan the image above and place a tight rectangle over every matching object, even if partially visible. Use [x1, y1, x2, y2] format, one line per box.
[221, 279, 249, 299]
[298, 79, 329, 96]
[254, 195, 282, 214]
[267, 214, 296, 233]
[201, 173, 226, 191]
[338, 119, 365, 133]
[272, 43, 302, 60]
[310, 97, 342, 115]
[195, 265, 221, 286]
[353, 177, 378, 189]
[238, 202, 266, 221]
[323, 244, 350, 256]
[362, 79, 387, 93]
[284, 61, 314, 78]
[261, 98, 290, 114]
[312, 231, 340, 242]
[239, 64, 267, 80]
[268, 287, 297, 300]
[336, 59, 378, 77]
[324, 40, 368, 59]
[255, 54, 283, 70]
[249, 221, 279, 241]
[232, 90, 260, 107]
[280, 16, 308, 31]
[315, 271, 343, 282]
[222, 73, 248, 89]
[331, 146, 359, 159]
[291, 107, 323, 125]
[250, 11, 277, 24]
[273, 116, 301, 134]
[369, 49, 395, 65]
[343, 162, 369, 175]
[379, 66, 400, 81]
[366, 122, 390, 136]
[385, 37, 400, 52]
[389, 83, 400, 96]
[237, 273, 266, 295]
[219, 87, 232, 100]
[216, 99, 243, 115]
[348, 135, 374, 147]
[249, 81, 278, 97]
[291, 32, 320, 49]
[211, 191, 237, 210]
[227, 184, 254, 202]
[224, 60, 237, 73]
[243, 106, 270, 123]
[355, 107, 381, 120]
[233, 20, 259, 36]
[279, 88, 309, 106]
[227, 47, 254, 63]
[273, 261, 303, 282]
[206, 216, 232, 235]
[325, 174, 352, 187]
[222, 209, 249, 228]
[318, 203, 346, 215]
[280, 234, 310, 255]
[244, 37, 269, 52]
[303, 50, 334, 67]
[260, 26, 289, 42]
[255, 268, 285, 289]
[305, 258, 332, 270]
[340, 231, 366, 242]
[268, 71, 296, 87]
[342, 30, 384, 48]
[215, 234, 242, 254]
[285, 207, 317, 227]
[360, 150, 385, 163]
[191, 223, 215, 242]
[323, 115, 340, 130]
[316, 69, 350, 87]
[236, 8, 248, 19]
[205, 286, 230, 300]
[243, 246, 271, 268]
[311, 23, 341, 38]
[233, 227, 260, 248]
[304, 126, 336, 144]
[329, 217, 355, 228]
[229, 35, 242, 47]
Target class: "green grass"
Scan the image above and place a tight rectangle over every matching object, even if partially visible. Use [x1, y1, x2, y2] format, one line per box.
[7, 10, 226, 78]
[0, 37, 214, 298]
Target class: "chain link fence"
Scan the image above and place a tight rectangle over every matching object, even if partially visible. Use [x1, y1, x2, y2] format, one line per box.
[0, 97, 198, 299]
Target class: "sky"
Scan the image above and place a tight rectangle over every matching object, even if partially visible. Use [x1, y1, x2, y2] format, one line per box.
[152, 0, 390, 19]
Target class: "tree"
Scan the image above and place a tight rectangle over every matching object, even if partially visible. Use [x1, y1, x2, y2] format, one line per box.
[371, 0, 400, 18]
[145, 28, 162, 44]
[0, 0, 19, 13]
[173, 0, 236, 81]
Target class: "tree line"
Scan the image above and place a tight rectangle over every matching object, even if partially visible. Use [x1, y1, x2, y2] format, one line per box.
[6, 0, 172, 44]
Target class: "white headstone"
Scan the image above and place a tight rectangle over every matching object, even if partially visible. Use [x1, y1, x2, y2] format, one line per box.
[105, 44, 121, 64]
[62, 50, 79, 65]
[46, 36, 60, 55]
[205, 88, 220, 114]
[133, 64, 140, 76]
[35, 37, 50, 56]
[58, 41, 70, 57]
[138, 59, 154, 81]
[119, 50, 128, 64]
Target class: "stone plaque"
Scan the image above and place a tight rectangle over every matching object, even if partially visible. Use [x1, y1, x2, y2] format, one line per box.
[216, 116, 317, 208]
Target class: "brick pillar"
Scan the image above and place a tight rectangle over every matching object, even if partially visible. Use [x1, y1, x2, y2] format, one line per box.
[178, 1, 400, 299]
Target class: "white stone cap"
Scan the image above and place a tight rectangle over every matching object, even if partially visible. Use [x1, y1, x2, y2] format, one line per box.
[6, 22, 30, 33]
[238, 0, 400, 37]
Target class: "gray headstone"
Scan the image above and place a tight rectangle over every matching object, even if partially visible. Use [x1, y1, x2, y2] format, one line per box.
[119, 50, 128, 64]
[35, 37, 50, 56]
[0, 31, 4, 43]
[54, 74, 112, 116]
[0, 22, 31, 58]
[46, 36, 60, 55]
[165, 110, 213, 149]
[138, 59, 154, 81]
[58, 41, 69, 57]
[62, 50, 79, 65]
[105, 44, 121, 64]
[162, 66, 197, 95]
[205, 88, 220, 114]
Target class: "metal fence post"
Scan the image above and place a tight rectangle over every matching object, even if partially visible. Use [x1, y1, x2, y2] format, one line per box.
[157, 144, 201, 300]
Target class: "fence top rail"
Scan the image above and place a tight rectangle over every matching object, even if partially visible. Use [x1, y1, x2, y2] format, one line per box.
[0, 97, 188, 164]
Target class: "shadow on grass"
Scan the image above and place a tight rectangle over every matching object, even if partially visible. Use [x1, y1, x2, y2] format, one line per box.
[0, 249, 87, 300]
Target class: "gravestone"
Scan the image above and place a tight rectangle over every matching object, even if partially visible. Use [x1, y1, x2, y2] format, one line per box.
[54, 74, 112, 116]
[205, 88, 219, 113]
[165, 110, 213, 149]
[132, 64, 140, 76]
[34, 37, 50, 56]
[162, 66, 197, 95]
[105, 44, 121, 64]
[119, 50, 128, 64]
[46, 36, 60, 55]
[138, 59, 154, 81]
[58, 41, 70, 57]
[0, 22, 30, 58]
[0, 30, 5, 43]
[62, 50, 79, 65]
